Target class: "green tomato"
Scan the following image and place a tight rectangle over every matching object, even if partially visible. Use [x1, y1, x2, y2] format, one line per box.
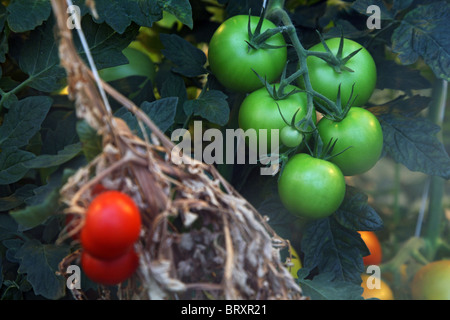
[280, 126, 303, 148]
[411, 260, 450, 300]
[99, 47, 156, 83]
[317, 107, 383, 176]
[278, 153, 346, 219]
[208, 15, 287, 93]
[301, 38, 377, 107]
[238, 84, 313, 153]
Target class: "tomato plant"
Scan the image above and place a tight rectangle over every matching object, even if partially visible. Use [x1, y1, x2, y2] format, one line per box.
[81, 248, 139, 286]
[300, 37, 377, 107]
[278, 153, 346, 219]
[411, 260, 450, 300]
[0, 0, 448, 302]
[238, 84, 312, 152]
[80, 191, 142, 260]
[317, 107, 384, 176]
[358, 231, 382, 266]
[208, 15, 287, 93]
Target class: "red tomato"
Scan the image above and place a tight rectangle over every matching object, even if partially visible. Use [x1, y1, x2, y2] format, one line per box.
[81, 191, 141, 260]
[81, 248, 139, 286]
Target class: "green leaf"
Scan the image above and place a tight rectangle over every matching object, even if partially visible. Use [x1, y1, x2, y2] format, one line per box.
[159, 68, 188, 124]
[15, 16, 139, 93]
[391, 1, 450, 81]
[9, 187, 60, 230]
[334, 186, 384, 231]
[23, 142, 82, 169]
[351, 0, 394, 20]
[0, 184, 36, 212]
[379, 113, 450, 179]
[85, 0, 163, 34]
[76, 120, 103, 161]
[76, 17, 140, 70]
[116, 97, 178, 137]
[367, 95, 431, 118]
[160, 33, 207, 77]
[0, 147, 36, 185]
[298, 269, 364, 300]
[160, 0, 193, 29]
[375, 60, 431, 91]
[183, 90, 229, 126]
[15, 239, 70, 300]
[301, 217, 367, 284]
[0, 96, 53, 148]
[17, 18, 66, 92]
[6, 0, 51, 32]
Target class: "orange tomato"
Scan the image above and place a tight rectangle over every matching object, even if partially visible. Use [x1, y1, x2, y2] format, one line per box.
[358, 231, 382, 265]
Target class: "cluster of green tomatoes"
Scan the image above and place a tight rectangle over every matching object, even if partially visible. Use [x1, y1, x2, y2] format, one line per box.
[208, 14, 383, 220]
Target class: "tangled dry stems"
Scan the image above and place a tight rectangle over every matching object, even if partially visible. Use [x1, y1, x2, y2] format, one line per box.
[51, 0, 304, 300]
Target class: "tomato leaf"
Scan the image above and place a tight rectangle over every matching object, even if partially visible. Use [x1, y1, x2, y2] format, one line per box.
[335, 186, 384, 231]
[297, 269, 364, 300]
[10, 188, 60, 230]
[23, 143, 82, 169]
[367, 95, 431, 118]
[79, 0, 163, 34]
[160, 33, 207, 77]
[76, 120, 103, 162]
[301, 217, 367, 284]
[14, 239, 70, 300]
[375, 60, 431, 92]
[0, 147, 36, 185]
[0, 96, 52, 149]
[379, 113, 450, 179]
[6, 0, 51, 32]
[0, 184, 36, 212]
[183, 90, 229, 126]
[14, 16, 138, 93]
[116, 97, 178, 137]
[391, 1, 450, 81]
[161, 0, 193, 29]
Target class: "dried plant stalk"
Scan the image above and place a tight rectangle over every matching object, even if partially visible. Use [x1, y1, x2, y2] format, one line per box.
[52, 0, 304, 300]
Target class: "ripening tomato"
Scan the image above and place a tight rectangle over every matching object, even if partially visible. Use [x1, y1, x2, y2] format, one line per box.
[81, 248, 139, 286]
[301, 38, 377, 107]
[81, 191, 141, 260]
[361, 274, 394, 300]
[278, 153, 345, 219]
[208, 15, 287, 93]
[411, 260, 450, 300]
[358, 231, 382, 266]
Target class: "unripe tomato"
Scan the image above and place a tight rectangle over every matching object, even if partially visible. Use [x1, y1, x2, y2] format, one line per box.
[301, 38, 377, 107]
[208, 15, 287, 93]
[81, 248, 139, 286]
[81, 191, 141, 260]
[411, 260, 450, 300]
[358, 231, 382, 265]
[278, 153, 345, 219]
[361, 274, 394, 300]
[99, 47, 156, 83]
[317, 107, 383, 176]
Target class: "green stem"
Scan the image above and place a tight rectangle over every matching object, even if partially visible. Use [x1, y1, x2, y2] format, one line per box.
[424, 79, 448, 260]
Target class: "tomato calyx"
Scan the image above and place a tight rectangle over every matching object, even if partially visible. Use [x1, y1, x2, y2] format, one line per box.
[308, 32, 362, 74]
[245, 9, 291, 52]
[313, 83, 357, 121]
